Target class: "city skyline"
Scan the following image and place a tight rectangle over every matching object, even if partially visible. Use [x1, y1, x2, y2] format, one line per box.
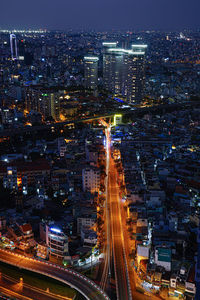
[0, 2, 199, 298]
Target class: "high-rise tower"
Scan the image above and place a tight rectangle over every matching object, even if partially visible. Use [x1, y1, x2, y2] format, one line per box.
[102, 42, 147, 104]
[102, 42, 123, 95]
[84, 56, 99, 90]
[124, 45, 147, 103]
[10, 34, 18, 60]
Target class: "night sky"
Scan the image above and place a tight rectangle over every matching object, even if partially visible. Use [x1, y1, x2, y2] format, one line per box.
[1, 0, 200, 30]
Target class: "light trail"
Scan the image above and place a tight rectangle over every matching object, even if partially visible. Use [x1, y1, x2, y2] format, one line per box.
[100, 124, 111, 291]
[100, 119, 132, 299]
[0, 249, 110, 300]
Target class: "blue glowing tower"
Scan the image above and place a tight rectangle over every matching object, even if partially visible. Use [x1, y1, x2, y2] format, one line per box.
[10, 33, 18, 60]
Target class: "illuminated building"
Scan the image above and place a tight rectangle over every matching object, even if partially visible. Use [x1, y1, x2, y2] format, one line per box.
[84, 56, 99, 90]
[3, 167, 18, 190]
[82, 167, 100, 193]
[42, 93, 60, 121]
[25, 88, 60, 121]
[19, 223, 34, 241]
[36, 242, 48, 260]
[124, 44, 147, 103]
[102, 42, 147, 103]
[0, 160, 51, 186]
[77, 215, 96, 235]
[102, 42, 123, 95]
[113, 114, 122, 126]
[0, 108, 10, 124]
[47, 226, 68, 263]
[25, 87, 41, 113]
[57, 138, 67, 157]
[10, 33, 18, 60]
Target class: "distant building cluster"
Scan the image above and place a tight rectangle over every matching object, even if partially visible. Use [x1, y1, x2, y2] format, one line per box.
[83, 42, 147, 103]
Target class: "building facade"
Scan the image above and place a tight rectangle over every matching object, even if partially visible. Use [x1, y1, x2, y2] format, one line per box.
[25, 87, 60, 121]
[124, 45, 147, 103]
[102, 42, 147, 104]
[103, 42, 123, 95]
[46, 226, 68, 263]
[77, 216, 96, 235]
[42, 93, 60, 121]
[10, 34, 18, 60]
[82, 167, 100, 193]
[84, 56, 99, 90]
[3, 167, 18, 190]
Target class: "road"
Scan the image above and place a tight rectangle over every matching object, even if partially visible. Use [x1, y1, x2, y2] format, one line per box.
[109, 158, 132, 300]
[0, 272, 73, 300]
[101, 123, 160, 300]
[99, 129, 112, 292]
[105, 126, 132, 300]
[0, 286, 33, 300]
[0, 249, 109, 300]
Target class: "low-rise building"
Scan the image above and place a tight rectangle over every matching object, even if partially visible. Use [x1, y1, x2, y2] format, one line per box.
[47, 226, 68, 264]
[36, 242, 48, 260]
[155, 246, 172, 271]
[81, 227, 97, 247]
[77, 214, 96, 235]
[18, 223, 34, 241]
[82, 167, 100, 193]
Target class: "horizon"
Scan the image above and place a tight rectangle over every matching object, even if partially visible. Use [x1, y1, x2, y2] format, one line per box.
[0, 27, 200, 33]
[1, 0, 200, 31]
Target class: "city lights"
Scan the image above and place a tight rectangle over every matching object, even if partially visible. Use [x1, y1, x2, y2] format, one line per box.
[0, 16, 198, 300]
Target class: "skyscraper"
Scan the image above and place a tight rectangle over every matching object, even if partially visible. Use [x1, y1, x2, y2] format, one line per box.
[102, 42, 147, 104]
[84, 56, 99, 90]
[18, 39, 25, 57]
[10, 34, 18, 60]
[124, 45, 147, 103]
[102, 42, 122, 94]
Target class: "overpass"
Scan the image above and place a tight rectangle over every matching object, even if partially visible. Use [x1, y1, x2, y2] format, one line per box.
[0, 101, 199, 138]
[0, 249, 110, 300]
[0, 113, 116, 138]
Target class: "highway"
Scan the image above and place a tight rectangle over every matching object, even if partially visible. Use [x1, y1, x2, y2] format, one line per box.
[0, 249, 109, 300]
[105, 125, 132, 300]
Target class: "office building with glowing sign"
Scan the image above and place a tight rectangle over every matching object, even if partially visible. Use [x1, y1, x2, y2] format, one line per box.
[47, 226, 68, 263]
